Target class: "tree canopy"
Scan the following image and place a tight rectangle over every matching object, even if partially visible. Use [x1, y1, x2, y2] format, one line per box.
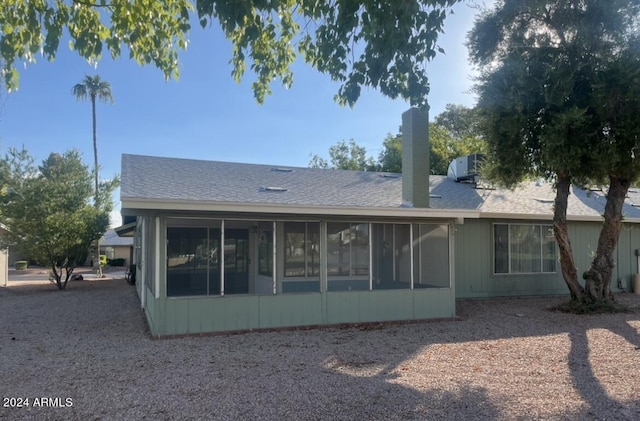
[309, 105, 486, 174]
[309, 139, 376, 171]
[469, 0, 640, 307]
[0, 148, 118, 289]
[0, 0, 460, 106]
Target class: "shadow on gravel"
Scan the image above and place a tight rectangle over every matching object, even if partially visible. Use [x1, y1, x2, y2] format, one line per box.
[1, 283, 640, 420]
[567, 318, 640, 420]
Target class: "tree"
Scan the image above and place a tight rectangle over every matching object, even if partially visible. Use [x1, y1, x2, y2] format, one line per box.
[72, 75, 114, 206]
[372, 128, 481, 175]
[377, 134, 403, 173]
[310, 119, 486, 175]
[72, 74, 113, 277]
[309, 139, 376, 171]
[0, 1, 461, 107]
[469, 0, 640, 307]
[434, 103, 481, 140]
[0, 149, 118, 289]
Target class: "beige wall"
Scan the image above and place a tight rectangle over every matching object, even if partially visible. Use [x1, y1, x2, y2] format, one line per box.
[0, 248, 8, 287]
[101, 246, 133, 266]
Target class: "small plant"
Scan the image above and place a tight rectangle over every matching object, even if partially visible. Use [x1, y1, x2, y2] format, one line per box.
[14, 261, 28, 270]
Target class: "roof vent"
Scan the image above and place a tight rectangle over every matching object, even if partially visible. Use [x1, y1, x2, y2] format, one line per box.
[271, 167, 294, 173]
[379, 173, 400, 179]
[261, 186, 288, 192]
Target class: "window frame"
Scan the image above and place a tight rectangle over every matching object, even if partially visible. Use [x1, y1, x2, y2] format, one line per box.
[326, 222, 371, 279]
[283, 222, 320, 279]
[493, 222, 557, 275]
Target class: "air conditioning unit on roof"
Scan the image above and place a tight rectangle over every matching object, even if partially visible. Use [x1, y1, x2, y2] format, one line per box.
[447, 154, 484, 182]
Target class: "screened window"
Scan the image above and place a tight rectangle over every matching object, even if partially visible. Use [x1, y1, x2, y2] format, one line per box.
[283, 222, 320, 277]
[327, 222, 370, 292]
[372, 224, 411, 290]
[413, 224, 450, 288]
[494, 224, 556, 274]
[167, 227, 219, 296]
[258, 230, 273, 276]
[327, 222, 370, 278]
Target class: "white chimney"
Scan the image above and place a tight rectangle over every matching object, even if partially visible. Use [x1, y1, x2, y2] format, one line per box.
[402, 107, 430, 208]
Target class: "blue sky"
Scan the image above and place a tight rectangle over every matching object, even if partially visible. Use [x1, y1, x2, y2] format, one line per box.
[0, 1, 489, 225]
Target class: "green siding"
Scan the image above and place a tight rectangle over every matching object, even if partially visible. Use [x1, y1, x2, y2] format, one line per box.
[143, 285, 159, 334]
[147, 289, 454, 336]
[455, 219, 639, 298]
[136, 213, 640, 336]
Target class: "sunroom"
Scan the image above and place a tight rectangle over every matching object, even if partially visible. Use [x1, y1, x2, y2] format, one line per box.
[164, 218, 451, 297]
[132, 213, 460, 336]
[121, 108, 477, 336]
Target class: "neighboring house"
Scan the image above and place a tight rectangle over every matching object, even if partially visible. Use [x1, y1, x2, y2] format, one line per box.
[100, 229, 133, 267]
[0, 223, 8, 287]
[118, 108, 640, 337]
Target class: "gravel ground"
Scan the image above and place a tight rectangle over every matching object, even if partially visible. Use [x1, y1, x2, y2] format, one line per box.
[1, 278, 640, 421]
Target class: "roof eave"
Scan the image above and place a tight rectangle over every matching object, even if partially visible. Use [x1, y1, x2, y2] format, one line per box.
[480, 211, 640, 224]
[120, 197, 480, 220]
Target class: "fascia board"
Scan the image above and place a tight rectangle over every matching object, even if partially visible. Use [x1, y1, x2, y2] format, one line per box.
[480, 211, 640, 224]
[121, 198, 480, 220]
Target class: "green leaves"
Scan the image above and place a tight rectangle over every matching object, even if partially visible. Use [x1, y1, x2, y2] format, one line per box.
[470, 0, 640, 186]
[1, 0, 192, 90]
[1, 1, 459, 107]
[308, 139, 376, 171]
[0, 148, 117, 288]
[309, 106, 487, 174]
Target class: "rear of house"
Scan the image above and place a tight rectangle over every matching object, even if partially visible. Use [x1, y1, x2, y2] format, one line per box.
[118, 108, 640, 337]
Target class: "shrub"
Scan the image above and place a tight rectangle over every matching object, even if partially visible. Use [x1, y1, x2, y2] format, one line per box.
[111, 258, 126, 267]
[14, 261, 28, 270]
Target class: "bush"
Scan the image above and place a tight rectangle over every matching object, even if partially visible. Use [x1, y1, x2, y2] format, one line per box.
[110, 258, 126, 267]
[551, 299, 630, 314]
[14, 261, 28, 270]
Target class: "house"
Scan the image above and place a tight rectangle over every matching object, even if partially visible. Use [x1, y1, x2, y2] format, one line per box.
[119, 108, 640, 337]
[0, 223, 8, 287]
[100, 229, 133, 267]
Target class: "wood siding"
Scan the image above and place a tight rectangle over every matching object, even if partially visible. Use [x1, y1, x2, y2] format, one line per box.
[455, 219, 639, 298]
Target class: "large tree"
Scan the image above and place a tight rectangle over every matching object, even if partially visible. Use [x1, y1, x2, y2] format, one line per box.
[0, 149, 118, 289]
[72, 74, 113, 277]
[469, 0, 640, 306]
[72, 75, 113, 206]
[373, 127, 485, 175]
[0, 1, 460, 107]
[310, 105, 486, 174]
[309, 139, 376, 170]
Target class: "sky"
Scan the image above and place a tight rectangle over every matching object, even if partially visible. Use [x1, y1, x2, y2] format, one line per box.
[0, 1, 491, 226]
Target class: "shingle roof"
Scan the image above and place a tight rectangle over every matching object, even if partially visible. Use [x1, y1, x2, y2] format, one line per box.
[120, 154, 640, 221]
[121, 154, 401, 208]
[101, 229, 133, 247]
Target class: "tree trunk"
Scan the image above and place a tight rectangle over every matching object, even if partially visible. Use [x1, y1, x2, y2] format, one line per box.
[553, 172, 584, 301]
[92, 94, 102, 278]
[582, 175, 631, 302]
[92, 95, 99, 204]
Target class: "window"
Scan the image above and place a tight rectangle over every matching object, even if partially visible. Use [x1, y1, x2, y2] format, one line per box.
[327, 222, 370, 291]
[413, 224, 450, 288]
[258, 230, 273, 276]
[282, 222, 320, 293]
[167, 227, 218, 296]
[494, 223, 556, 274]
[372, 224, 411, 290]
[283, 222, 320, 277]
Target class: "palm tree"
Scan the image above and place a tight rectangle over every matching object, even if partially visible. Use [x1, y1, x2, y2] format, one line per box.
[72, 74, 113, 276]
